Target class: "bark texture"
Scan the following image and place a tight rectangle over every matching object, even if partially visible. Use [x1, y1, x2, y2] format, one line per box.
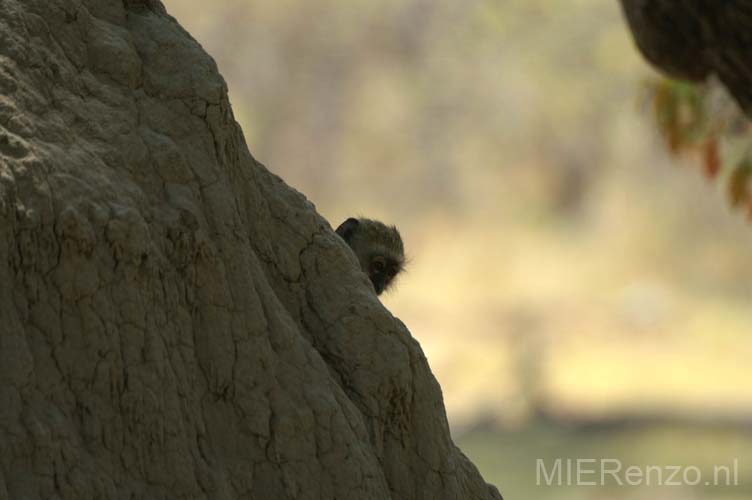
[0, 1, 502, 499]
[619, 0, 752, 116]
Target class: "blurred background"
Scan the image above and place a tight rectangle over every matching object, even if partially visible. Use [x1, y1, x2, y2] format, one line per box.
[163, 1, 752, 498]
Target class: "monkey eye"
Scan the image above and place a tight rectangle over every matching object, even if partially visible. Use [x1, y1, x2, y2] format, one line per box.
[370, 257, 386, 274]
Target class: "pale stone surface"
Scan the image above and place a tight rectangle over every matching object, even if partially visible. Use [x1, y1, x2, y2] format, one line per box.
[0, 1, 502, 498]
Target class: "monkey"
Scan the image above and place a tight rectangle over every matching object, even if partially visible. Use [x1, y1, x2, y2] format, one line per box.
[335, 217, 405, 295]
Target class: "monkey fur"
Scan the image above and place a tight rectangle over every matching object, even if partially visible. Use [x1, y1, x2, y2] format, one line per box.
[335, 217, 405, 295]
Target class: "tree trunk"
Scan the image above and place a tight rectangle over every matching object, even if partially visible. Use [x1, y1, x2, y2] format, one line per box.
[0, 1, 501, 498]
[620, 0, 752, 116]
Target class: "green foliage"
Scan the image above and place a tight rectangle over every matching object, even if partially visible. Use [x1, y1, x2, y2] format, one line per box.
[645, 77, 752, 216]
[650, 80, 707, 151]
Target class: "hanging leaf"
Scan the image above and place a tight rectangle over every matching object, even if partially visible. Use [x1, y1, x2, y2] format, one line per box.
[647, 79, 710, 154]
[702, 138, 720, 178]
[728, 162, 752, 207]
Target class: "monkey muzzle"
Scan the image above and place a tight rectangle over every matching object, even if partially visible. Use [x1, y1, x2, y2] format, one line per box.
[370, 273, 388, 295]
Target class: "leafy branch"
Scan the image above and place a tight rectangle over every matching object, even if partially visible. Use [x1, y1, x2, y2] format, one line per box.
[643, 78, 752, 216]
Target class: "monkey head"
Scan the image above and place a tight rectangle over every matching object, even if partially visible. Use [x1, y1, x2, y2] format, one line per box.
[335, 217, 405, 295]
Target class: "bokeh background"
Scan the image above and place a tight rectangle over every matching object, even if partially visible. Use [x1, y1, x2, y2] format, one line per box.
[162, 1, 752, 498]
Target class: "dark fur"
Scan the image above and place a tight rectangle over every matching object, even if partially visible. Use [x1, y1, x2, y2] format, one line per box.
[336, 217, 405, 295]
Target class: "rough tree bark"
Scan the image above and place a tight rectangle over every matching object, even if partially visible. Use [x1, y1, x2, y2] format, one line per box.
[619, 0, 752, 116]
[0, 1, 502, 499]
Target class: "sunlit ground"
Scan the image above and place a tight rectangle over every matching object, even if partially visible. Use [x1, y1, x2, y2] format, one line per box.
[164, 1, 752, 498]
[458, 422, 752, 500]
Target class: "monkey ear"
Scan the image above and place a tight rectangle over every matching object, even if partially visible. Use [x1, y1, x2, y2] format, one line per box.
[335, 217, 360, 242]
